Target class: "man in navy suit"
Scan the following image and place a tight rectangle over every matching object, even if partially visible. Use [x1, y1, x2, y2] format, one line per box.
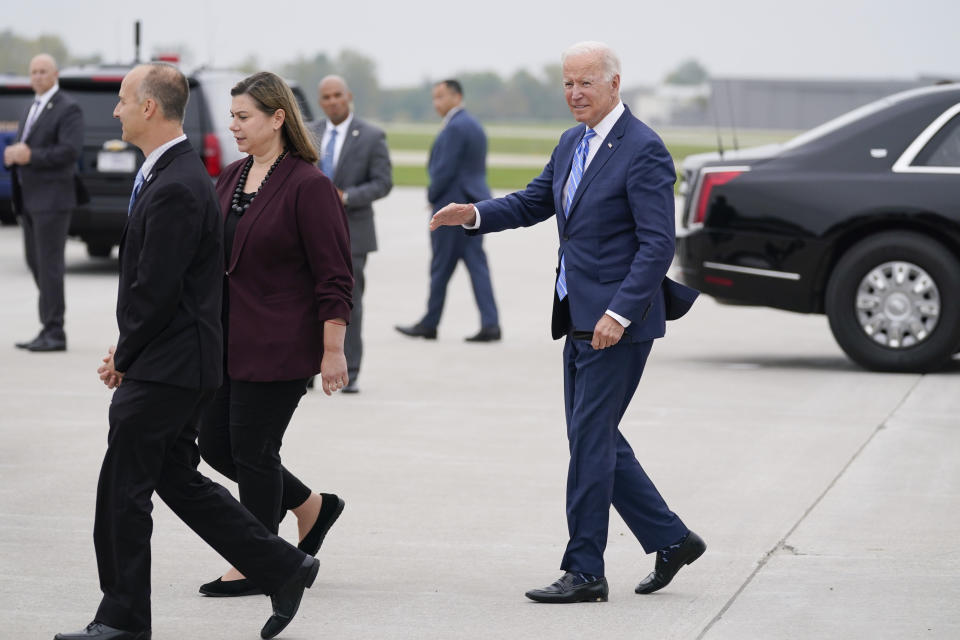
[431, 42, 705, 603]
[5, 53, 84, 352]
[396, 79, 501, 342]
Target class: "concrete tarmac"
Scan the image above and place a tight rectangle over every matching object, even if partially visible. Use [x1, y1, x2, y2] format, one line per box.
[1, 187, 958, 639]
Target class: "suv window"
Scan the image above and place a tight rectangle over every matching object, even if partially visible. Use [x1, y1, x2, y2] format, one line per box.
[914, 113, 960, 167]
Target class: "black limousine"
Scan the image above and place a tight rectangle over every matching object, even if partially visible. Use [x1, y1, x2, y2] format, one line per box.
[675, 84, 960, 372]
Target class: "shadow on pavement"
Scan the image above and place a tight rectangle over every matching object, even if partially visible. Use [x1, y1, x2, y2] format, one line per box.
[685, 353, 960, 374]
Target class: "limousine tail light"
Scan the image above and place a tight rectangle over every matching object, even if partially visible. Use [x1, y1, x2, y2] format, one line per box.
[693, 169, 745, 225]
[203, 133, 222, 177]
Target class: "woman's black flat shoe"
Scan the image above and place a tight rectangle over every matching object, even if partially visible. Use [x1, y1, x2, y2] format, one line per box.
[198, 576, 264, 597]
[298, 493, 345, 556]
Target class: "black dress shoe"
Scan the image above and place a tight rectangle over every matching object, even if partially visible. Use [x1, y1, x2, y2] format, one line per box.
[465, 326, 501, 342]
[261, 556, 320, 639]
[525, 572, 609, 603]
[26, 335, 67, 352]
[394, 323, 437, 339]
[341, 380, 359, 394]
[635, 530, 706, 594]
[15, 332, 43, 349]
[198, 576, 264, 597]
[298, 493, 345, 555]
[54, 621, 150, 639]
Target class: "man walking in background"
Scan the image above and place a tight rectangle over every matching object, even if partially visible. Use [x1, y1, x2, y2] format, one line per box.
[395, 79, 501, 343]
[311, 75, 393, 393]
[5, 53, 84, 352]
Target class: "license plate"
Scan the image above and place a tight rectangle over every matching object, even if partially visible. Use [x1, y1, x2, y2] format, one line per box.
[98, 150, 136, 173]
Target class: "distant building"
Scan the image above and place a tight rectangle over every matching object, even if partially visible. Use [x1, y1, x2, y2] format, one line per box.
[626, 77, 948, 130]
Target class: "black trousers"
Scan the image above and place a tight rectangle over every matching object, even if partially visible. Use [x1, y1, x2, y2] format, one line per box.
[198, 377, 311, 534]
[20, 208, 70, 336]
[344, 252, 366, 383]
[94, 379, 304, 632]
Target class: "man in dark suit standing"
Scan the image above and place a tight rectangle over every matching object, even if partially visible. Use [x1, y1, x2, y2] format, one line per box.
[55, 63, 318, 640]
[310, 75, 392, 393]
[431, 42, 705, 603]
[4, 54, 83, 352]
[396, 79, 501, 342]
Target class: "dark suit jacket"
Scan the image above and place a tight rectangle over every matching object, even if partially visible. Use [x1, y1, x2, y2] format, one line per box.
[217, 154, 353, 382]
[427, 108, 491, 212]
[475, 105, 698, 340]
[310, 116, 392, 254]
[114, 140, 223, 390]
[9, 89, 84, 213]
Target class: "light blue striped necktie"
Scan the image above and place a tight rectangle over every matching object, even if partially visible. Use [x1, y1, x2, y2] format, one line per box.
[556, 128, 596, 301]
[322, 127, 338, 178]
[127, 169, 145, 216]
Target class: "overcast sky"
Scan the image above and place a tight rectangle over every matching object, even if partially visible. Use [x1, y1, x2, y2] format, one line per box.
[6, 0, 958, 87]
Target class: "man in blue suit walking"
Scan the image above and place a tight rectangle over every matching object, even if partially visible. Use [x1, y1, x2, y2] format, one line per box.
[396, 79, 501, 342]
[430, 42, 705, 602]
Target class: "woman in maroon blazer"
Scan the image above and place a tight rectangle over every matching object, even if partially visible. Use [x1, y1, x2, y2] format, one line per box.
[197, 72, 353, 597]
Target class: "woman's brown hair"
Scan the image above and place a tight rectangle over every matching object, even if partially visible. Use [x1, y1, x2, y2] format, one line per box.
[231, 71, 318, 164]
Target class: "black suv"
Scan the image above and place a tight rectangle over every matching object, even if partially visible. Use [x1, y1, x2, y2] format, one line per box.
[0, 66, 314, 256]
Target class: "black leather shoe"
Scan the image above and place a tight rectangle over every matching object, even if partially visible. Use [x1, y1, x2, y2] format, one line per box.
[15, 332, 43, 349]
[54, 621, 150, 639]
[298, 493, 345, 555]
[394, 323, 437, 339]
[465, 326, 501, 342]
[26, 335, 66, 352]
[525, 572, 608, 603]
[261, 556, 320, 639]
[635, 530, 706, 594]
[341, 380, 359, 394]
[198, 576, 263, 597]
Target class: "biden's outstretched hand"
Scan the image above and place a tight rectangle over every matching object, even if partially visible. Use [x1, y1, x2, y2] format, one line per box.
[430, 203, 476, 230]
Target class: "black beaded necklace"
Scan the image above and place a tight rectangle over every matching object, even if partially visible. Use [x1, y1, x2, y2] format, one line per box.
[230, 149, 287, 215]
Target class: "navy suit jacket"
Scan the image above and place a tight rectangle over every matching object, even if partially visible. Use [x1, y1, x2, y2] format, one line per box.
[475, 105, 697, 340]
[428, 108, 491, 212]
[115, 140, 223, 390]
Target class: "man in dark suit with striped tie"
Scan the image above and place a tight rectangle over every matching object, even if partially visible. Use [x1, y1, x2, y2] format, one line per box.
[54, 62, 319, 640]
[4, 53, 84, 352]
[430, 42, 705, 603]
[311, 75, 393, 393]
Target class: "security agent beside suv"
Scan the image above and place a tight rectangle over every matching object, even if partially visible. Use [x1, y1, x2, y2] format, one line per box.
[5, 53, 84, 352]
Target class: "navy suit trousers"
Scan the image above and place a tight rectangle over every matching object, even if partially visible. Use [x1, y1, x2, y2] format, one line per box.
[422, 224, 498, 329]
[560, 337, 688, 576]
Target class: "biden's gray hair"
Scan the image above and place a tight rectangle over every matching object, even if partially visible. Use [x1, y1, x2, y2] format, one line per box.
[561, 41, 621, 82]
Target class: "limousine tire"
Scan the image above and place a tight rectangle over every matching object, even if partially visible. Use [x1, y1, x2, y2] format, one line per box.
[825, 231, 960, 372]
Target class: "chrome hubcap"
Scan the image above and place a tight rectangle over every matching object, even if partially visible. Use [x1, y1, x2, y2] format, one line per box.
[855, 261, 940, 349]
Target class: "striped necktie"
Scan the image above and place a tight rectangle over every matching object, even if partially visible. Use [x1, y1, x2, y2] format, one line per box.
[322, 127, 338, 179]
[128, 169, 145, 216]
[21, 100, 42, 140]
[556, 128, 597, 301]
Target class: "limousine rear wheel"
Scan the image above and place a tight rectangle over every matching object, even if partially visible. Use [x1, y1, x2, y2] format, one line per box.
[825, 231, 960, 372]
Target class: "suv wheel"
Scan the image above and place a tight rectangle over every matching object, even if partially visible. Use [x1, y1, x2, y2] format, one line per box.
[825, 231, 960, 372]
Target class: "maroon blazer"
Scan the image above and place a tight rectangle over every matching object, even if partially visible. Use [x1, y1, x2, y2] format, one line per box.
[217, 154, 353, 382]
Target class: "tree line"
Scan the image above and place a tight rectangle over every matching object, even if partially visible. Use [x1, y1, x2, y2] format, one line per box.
[1, 30, 707, 123]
